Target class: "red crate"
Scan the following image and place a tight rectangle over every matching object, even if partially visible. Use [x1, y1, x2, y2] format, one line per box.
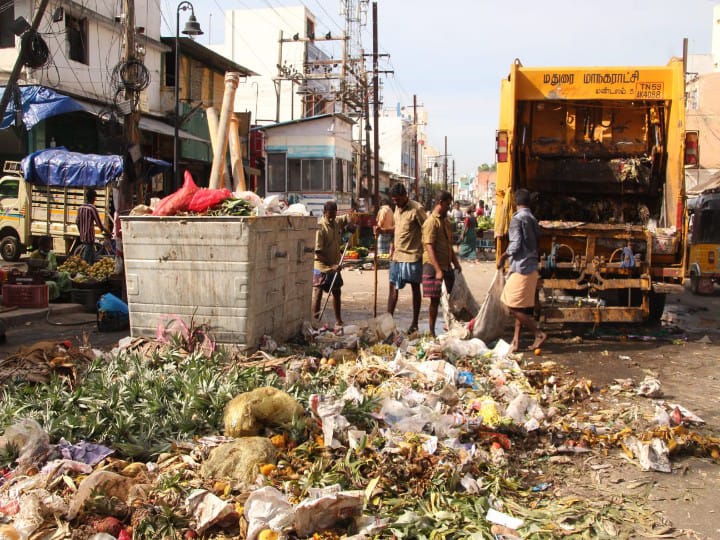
[2, 284, 49, 309]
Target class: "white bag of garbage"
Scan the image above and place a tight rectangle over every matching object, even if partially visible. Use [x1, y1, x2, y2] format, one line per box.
[470, 270, 509, 343]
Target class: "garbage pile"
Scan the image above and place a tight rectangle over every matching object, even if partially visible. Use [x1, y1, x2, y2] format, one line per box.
[0, 316, 717, 539]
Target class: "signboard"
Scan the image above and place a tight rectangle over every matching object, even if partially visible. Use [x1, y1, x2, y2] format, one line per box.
[516, 67, 676, 100]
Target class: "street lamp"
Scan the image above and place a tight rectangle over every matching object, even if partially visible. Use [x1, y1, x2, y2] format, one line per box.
[174, 1, 203, 190]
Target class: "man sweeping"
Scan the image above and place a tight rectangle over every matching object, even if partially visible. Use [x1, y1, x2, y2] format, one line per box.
[312, 200, 355, 329]
[496, 188, 547, 353]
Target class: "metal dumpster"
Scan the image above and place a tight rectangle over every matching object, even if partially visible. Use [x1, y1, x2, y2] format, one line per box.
[121, 215, 317, 346]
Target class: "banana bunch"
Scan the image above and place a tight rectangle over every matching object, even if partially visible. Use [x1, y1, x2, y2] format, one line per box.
[58, 256, 90, 276]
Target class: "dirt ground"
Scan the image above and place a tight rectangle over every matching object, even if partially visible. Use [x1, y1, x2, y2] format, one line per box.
[339, 260, 720, 539]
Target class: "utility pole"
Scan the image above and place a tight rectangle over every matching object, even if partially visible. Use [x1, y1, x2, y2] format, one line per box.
[451, 159, 455, 199]
[119, 0, 139, 213]
[443, 135, 448, 191]
[0, 0, 52, 121]
[413, 94, 419, 200]
[372, 2, 380, 211]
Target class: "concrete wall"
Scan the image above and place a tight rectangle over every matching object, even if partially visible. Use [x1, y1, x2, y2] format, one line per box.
[687, 72, 720, 170]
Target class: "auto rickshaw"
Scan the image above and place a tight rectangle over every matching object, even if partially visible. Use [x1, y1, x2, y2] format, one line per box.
[686, 190, 720, 295]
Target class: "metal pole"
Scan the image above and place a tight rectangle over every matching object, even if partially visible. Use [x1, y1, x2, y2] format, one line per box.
[372, 1, 380, 211]
[443, 135, 448, 191]
[173, 7, 181, 191]
[413, 94, 419, 200]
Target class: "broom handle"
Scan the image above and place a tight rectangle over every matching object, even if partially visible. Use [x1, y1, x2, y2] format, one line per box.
[319, 240, 350, 321]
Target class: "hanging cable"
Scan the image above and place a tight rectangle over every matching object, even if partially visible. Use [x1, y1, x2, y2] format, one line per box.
[20, 29, 50, 69]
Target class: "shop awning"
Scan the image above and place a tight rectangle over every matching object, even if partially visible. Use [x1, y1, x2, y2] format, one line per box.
[1, 85, 208, 143]
[77, 99, 208, 143]
[0, 86, 85, 130]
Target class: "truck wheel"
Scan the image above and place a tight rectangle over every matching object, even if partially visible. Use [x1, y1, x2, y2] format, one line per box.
[0, 236, 20, 262]
[689, 271, 702, 295]
[648, 292, 666, 323]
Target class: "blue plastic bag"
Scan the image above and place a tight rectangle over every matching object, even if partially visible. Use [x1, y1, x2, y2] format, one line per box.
[97, 293, 128, 314]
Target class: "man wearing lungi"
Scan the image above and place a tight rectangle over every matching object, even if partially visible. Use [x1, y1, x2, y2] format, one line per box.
[496, 188, 547, 353]
[422, 190, 462, 337]
[387, 183, 427, 334]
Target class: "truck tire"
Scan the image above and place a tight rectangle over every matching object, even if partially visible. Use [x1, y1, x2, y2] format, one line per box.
[690, 275, 700, 295]
[648, 292, 666, 323]
[0, 236, 20, 262]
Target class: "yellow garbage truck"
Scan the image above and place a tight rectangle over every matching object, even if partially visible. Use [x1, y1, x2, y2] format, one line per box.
[495, 58, 691, 323]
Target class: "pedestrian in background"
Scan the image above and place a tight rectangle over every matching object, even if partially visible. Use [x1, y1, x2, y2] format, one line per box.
[374, 197, 394, 256]
[496, 188, 546, 353]
[423, 190, 461, 336]
[312, 200, 356, 329]
[76, 188, 111, 265]
[386, 183, 426, 334]
[458, 205, 478, 261]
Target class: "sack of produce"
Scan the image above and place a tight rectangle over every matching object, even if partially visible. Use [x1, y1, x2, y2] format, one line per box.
[152, 170, 199, 216]
[187, 188, 233, 213]
[224, 387, 304, 437]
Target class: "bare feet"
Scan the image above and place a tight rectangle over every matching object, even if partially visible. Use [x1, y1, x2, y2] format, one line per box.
[529, 331, 547, 350]
[509, 340, 519, 354]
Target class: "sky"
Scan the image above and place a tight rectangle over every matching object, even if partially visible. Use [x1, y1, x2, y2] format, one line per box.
[160, 0, 718, 179]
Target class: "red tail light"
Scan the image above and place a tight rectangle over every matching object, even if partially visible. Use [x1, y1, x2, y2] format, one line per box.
[496, 131, 508, 163]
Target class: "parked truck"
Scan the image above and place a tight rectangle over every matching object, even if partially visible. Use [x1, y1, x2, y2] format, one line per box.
[0, 151, 114, 261]
[495, 58, 691, 323]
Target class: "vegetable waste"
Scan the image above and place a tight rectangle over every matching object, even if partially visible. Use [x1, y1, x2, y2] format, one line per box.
[0, 319, 716, 539]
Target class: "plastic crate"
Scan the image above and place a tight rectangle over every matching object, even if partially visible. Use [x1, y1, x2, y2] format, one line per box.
[70, 288, 105, 313]
[1, 284, 49, 308]
[97, 310, 129, 332]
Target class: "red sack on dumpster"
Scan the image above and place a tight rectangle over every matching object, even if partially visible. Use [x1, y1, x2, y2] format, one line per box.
[152, 171, 199, 216]
[187, 188, 233, 213]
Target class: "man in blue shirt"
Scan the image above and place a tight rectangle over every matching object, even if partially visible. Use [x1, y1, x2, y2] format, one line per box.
[496, 188, 546, 353]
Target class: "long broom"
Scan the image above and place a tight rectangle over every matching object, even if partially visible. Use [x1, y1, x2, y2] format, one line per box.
[318, 241, 351, 321]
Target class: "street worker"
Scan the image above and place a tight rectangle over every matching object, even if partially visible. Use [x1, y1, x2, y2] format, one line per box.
[76, 189, 111, 265]
[476, 200, 485, 217]
[386, 182, 427, 334]
[312, 200, 356, 329]
[374, 197, 395, 256]
[423, 190, 462, 337]
[496, 188, 547, 353]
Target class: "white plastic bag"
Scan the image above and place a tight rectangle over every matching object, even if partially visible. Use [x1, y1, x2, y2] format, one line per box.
[446, 269, 480, 320]
[470, 270, 509, 343]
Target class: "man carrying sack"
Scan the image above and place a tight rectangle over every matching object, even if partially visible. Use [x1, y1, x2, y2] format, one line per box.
[496, 188, 547, 353]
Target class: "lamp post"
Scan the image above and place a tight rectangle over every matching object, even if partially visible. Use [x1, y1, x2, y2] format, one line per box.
[174, 1, 203, 190]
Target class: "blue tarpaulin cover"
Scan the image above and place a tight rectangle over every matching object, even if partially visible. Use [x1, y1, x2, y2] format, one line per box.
[21, 148, 123, 187]
[0, 85, 85, 130]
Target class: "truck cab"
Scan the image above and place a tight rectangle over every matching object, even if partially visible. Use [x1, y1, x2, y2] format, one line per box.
[0, 161, 26, 261]
[686, 190, 720, 294]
